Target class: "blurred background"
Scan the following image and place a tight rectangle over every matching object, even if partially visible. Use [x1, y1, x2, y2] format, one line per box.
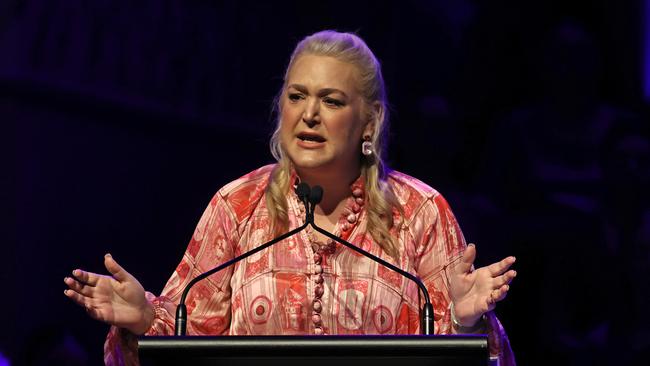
[3, 0, 650, 365]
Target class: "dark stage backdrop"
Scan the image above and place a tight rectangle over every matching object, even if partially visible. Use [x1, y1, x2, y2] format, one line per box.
[4, 1, 650, 365]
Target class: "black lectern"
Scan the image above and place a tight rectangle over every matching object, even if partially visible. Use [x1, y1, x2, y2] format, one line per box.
[138, 335, 489, 366]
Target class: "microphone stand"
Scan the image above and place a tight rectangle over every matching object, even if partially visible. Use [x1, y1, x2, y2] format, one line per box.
[174, 183, 435, 336]
[175, 184, 311, 336]
[306, 186, 436, 335]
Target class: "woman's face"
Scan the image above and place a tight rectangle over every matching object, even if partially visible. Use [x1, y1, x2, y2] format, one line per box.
[280, 54, 372, 177]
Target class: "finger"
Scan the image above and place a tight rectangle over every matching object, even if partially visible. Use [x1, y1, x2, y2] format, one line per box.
[85, 304, 102, 320]
[493, 284, 510, 302]
[455, 243, 477, 274]
[494, 270, 517, 288]
[64, 289, 104, 321]
[71, 268, 99, 287]
[64, 288, 92, 308]
[486, 285, 510, 306]
[104, 253, 132, 283]
[64, 276, 94, 297]
[487, 256, 516, 277]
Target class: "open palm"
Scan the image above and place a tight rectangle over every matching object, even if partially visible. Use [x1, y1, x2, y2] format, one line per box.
[64, 254, 153, 335]
[449, 244, 516, 327]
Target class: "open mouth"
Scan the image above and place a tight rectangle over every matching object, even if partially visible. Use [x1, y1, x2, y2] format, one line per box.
[297, 132, 326, 143]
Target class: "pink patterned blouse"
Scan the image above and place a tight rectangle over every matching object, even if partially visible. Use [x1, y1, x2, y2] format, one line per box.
[104, 164, 515, 365]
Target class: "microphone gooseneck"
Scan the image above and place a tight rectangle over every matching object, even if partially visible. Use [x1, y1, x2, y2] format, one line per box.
[306, 185, 323, 223]
[174, 182, 435, 335]
[174, 183, 312, 336]
[308, 223, 435, 334]
[306, 185, 436, 335]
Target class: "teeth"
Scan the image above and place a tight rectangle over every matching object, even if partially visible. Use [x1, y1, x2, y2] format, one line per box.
[299, 135, 323, 142]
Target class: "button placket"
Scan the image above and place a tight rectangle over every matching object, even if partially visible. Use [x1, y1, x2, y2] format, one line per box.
[294, 177, 366, 336]
[291, 179, 331, 335]
[312, 249, 325, 334]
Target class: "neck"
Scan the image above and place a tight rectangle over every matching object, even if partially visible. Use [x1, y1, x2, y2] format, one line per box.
[295, 163, 360, 215]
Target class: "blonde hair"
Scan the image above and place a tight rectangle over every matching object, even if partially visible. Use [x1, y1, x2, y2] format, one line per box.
[266, 30, 403, 261]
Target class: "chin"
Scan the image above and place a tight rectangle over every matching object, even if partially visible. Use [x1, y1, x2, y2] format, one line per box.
[291, 157, 329, 170]
[284, 147, 323, 166]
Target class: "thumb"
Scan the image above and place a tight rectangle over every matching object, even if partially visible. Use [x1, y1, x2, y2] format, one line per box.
[456, 243, 476, 274]
[104, 253, 132, 282]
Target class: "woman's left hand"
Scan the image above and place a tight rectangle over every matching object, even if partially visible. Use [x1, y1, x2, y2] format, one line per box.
[449, 243, 516, 327]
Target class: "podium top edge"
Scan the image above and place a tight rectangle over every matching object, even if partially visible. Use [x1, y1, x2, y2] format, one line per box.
[138, 334, 489, 355]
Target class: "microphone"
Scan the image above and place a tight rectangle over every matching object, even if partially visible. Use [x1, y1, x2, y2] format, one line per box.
[309, 185, 323, 205]
[296, 182, 311, 222]
[306, 185, 322, 222]
[296, 182, 311, 206]
[307, 185, 436, 335]
[174, 184, 312, 336]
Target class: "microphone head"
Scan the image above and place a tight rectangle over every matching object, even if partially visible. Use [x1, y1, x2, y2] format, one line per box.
[295, 182, 311, 201]
[309, 185, 323, 205]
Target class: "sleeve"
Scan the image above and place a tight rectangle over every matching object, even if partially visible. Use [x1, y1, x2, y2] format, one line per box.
[103, 191, 238, 366]
[413, 193, 516, 366]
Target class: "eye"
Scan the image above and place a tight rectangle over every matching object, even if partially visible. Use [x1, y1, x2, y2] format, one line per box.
[287, 93, 304, 102]
[323, 97, 345, 108]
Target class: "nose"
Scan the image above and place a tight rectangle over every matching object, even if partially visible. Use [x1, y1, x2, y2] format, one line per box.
[302, 98, 320, 127]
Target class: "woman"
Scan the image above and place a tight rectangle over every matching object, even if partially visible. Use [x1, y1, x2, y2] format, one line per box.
[64, 30, 517, 365]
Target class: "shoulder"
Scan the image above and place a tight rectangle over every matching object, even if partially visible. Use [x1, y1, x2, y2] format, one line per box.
[386, 170, 441, 211]
[387, 170, 439, 199]
[214, 164, 275, 222]
[386, 170, 454, 224]
[218, 164, 275, 198]
[388, 170, 465, 257]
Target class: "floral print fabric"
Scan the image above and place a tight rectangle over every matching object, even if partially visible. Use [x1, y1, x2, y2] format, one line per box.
[104, 164, 515, 365]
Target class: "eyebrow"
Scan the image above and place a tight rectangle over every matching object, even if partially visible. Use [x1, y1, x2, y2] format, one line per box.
[287, 84, 349, 98]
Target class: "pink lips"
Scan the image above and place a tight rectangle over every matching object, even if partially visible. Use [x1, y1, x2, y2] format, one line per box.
[296, 132, 326, 148]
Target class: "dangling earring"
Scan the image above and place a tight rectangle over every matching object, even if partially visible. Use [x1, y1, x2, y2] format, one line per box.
[362, 136, 373, 156]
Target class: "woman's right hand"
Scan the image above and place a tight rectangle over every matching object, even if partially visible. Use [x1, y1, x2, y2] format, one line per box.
[64, 253, 154, 335]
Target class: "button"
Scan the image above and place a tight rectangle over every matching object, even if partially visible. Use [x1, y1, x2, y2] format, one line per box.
[355, 197, 364, 205]
[347, 214, 356, 223]
[312, 314, 322, 325]
[314, 274, 324, 284]
[352, 203, 360, 213]
[312, 300, 322, 312]
[352, 188, 363, 197]
[342, 222, 350, 231]
[313, 253, 322, 264]
[314, 327, 323, 335]
[314, 264, 323, 274]
[314, 285, 324, 298]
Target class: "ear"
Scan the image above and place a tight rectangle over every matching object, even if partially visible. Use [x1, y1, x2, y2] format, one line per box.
[363, 101, 382, 136]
